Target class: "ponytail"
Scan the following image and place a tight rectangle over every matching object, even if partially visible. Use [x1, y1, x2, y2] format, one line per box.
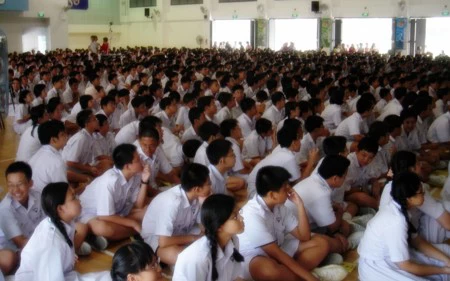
[30, 104, 46, 137]
[41, 182, 73, 247]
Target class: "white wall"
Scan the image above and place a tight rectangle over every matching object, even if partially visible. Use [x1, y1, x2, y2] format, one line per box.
[0, 0, 68, 53]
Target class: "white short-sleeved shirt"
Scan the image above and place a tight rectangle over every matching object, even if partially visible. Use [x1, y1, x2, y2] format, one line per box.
[135, 141, 173, 188]
[347, 96, 360, 113]
[208, 165, 229, 195]
[397, 127, 421, 152]
[357, 200, 411, 263]
[237, 196, 298, 254]
[0, 190, 45, 242]
[141, 185, 201, 251]
[225, 137, 244, 173]
[93, 132, 116, 159]
[415, 116, 430, 145]
[237, 113, 255, 138]
[427, 112, 450, 143]
[377, 98, 403, 121]
[175, 106, 191, 130]
[321, 104, 342, 132]
[193, 142, 210, 167]
[433, 99, 446, 119]
[161, 127, 184, 167]
[29, 145, 68, 192]
[31, 97, 43, 108]
[16, 125, 41, 162]
[242, 130, 271, 160]
[119, 107, 138, 128]
[61, 88, 73, 106]
[115, 120, 139, 145]
[364, 146, 389, 179]
[181, 126, 202, 143]
[45, 88, 59, 103]
[262, 105, 283, 127]
[298, 133, 320, 164]
[62, 129, 95, 166]
[285, 174, 336, 230]
[232, 106, 243, 119]
[335, 112, 366, 141]
[155, 110, 175, 130]
[13, 104, 32, 134]
[247, 147, 301, 199]
[215, 107, 232, 124]
[97, 109, 120, 132]
[173, 236, 243, 281]
[79, 167, 141, 222]
[374, 99, 387, 114]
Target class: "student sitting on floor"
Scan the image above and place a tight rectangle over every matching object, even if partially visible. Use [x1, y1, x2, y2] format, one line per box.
[237, 97, 257, 138]
[141, 163, 211, 265]
[193, 121, 221, 167]
[173, 194, 245, 281]
[16, 104, 48, 162]
[13, 90, 34, 135]
[220, 119, 252, 175]
[181, 107, 205, 143]
[242, 118, 273, 165]
[237, 166, 347, 281]
[78, 144, 150, 241]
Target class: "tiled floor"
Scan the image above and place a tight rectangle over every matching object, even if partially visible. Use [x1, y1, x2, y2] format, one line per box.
[0, 116, 361, 280]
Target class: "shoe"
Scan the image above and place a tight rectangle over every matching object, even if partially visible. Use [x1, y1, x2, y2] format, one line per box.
[358, 207, 376, 216]
[347, 231, 364, 250]
[76, 241, 92, 256]
[312, 264, 348, 281]
[352, 214, 374, 227]
[321, 253, 344, 265]
[347, 221, 365, 233]
[428, 175, 447, 187]
[88, 235, 108, 251]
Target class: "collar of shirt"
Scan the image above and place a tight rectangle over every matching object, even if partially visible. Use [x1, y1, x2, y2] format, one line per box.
[255, 195, 280, 216]
[311, 173, 332, 193]
[43, 144, 63, 154]
[209, 164, 226, 182]
[389, 135, 396, 143]
[134, 140, 155, 163]
[7, 192, 35, 211]
[112, 166, 129, 185]
[348, 152, 362, 168]
[304, 133, 315, 146]
[225, 136, 240, 147]
[176, 185, 198, 209]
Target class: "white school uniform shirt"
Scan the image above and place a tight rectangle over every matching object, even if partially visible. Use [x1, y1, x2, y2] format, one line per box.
[215, 106, 232, 124]
[262, 105, 283, 127]
[225, 137, 244, 173]
[135, 141, 173, 189]
[237, 195, 298, 254]
[231, 105, 243, 119]
[321, 104, 342, 132]
[181, 126, 201, 143]
[193, 142, 210, 167]
[155, 110, 175, 130]
[396, 127, 421, 152]
[377, 98, 403, 121]
[335, 112, 367, 141]
[119, 107, 139, 128]
[237, 113, 255, 138]
[374, 99, 387, 114]
[79, 167, 141, 223]
[244, 86, 256, 99]
[62, 129, 95, 165]
[61, 88, 74, 106]
[364, 146, 390, 179]
[16, 125, 41, 162]
[347, 95, 360, 113]
[427, 111, 450, 143]
[242, 130, 272, 160]
[433, 99, 446, 119]
[161, 127, 184, 168]
[105, 83, 116, 94]
[29, 145, 68, 192]
[141, 185, 201, 251]
[115, 120, 139, 145]
[13, 104, 32, 135]
[93, 132, 116, 159]
[415, 116, 430, 145]
[286, 173, 336, 230]
[0, 189, 45, 244]
[46, 87, 59, 103]
[175, 106, 191, 130]
[31, 96, 44, 108]
[97, 109, 120, 132]
[208, 165, 228, 195]
[173, 236, 243, 281]
[298, 133, 321, 164]
[247, 147, 301, 199]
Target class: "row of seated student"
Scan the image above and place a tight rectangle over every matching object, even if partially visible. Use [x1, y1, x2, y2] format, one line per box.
[2, 48, 450, 281]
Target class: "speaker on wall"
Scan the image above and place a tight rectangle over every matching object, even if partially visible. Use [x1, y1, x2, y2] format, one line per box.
[311, 1, 320, 13]
[144, 8, 150, 18]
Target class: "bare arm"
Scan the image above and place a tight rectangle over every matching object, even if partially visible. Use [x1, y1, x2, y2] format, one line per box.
[11, 235, 28, 249]
[158, 234, 201, 248]
[411, 235, 450, 265]
[288, 191, 311, 242]
[97, 215, 141, 232]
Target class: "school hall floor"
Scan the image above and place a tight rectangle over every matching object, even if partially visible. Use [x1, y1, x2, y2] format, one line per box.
[0, 116, 377, 281]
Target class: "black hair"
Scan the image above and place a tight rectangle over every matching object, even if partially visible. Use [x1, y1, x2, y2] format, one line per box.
[256, 166, 292, 197]
[357, 137, 379, 154]
[391, 172, 421, 241]
[255, 118, 272, 135]
[182, 93, 196, 104]
[379, 88, 390, 99]
[318, 155, 350, 179]
[100, 96, 115, 108]
[271, 91, 285, 105]
[277, 127, 299, 148]
[207, 139, 233, 165]
[284, 101, 299, 119]
[197, 96, 215, 112]
[201, 194, 244, 281]
[30, 104, 46, 137]
[329, 88, 345, 105]
[220, 119, 238, 138]
[131, 96, 146, 109]
[198, 121, 220, 142]
[356, 97, 373, 114]
[383, 114, 402, 132]
[138, 116, 162, 135]
[304, 115, 324, 133]
[113, 144, 137, 170]
[111, 241, 157, 281]
[217, 92, 233, 107]
[412, 97, 432, 116]
[282, 118, 302, 136]
[394, 87, 407, 100]
[390, 150, 416, 175]
[368, 121, 389, 142]
[240, 97, 256, 113]
[298, 100, 311, 116]
[96, 114, 108, 127]
[80, 95, 94, 110]
[76, 109, 93, 128]
[437, 88, 449, 100]
[322, 136, 347, 156]
[19, 90, 31, 104]
[38, 120, 65, 145]
[5, 161, 32, 181]
[400, 108, 417, 122]
[41, 182, 73, 247]
[138, 127, 160, 142]
[182, 139, 202, 159]
[33, 84, 46, 98]
[256, 90, 269, 102]
[188, 107, 203, 125]
[180, 163, 210, 192]
[118, 89, 130, 98]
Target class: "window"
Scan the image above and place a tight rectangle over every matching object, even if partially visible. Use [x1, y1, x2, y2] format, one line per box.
[341, 18, 392, 54]
[212, 20, 252, 48]
[270, 19, 318, 51]
[129, 0, 156, 8]
[171, 0, 202, 5]
[425, 17, 450, 57]
[219, 0, 256, 3]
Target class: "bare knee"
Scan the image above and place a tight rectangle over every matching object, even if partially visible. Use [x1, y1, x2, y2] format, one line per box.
[0, 250, 18, 274]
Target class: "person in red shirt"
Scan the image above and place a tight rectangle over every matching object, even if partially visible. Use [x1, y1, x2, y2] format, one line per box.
[100, 37, 109, 55]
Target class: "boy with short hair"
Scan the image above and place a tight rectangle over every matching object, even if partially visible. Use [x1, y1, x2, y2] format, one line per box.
[298, 115, 329, 164]
[215, 92, 234, 124]
[335, 97, 373, 144]
[242, 118, 273, 163]
[262, 91, 285, 127]
[193, 121, 221, 167]
[119, 96, 147, 128]
[181, 107, 205, 143]
[97, 96, 119, 133]
[237, 97, 257, 138]
[155, 96, 182, 134]
[141, 163, 211, 265]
